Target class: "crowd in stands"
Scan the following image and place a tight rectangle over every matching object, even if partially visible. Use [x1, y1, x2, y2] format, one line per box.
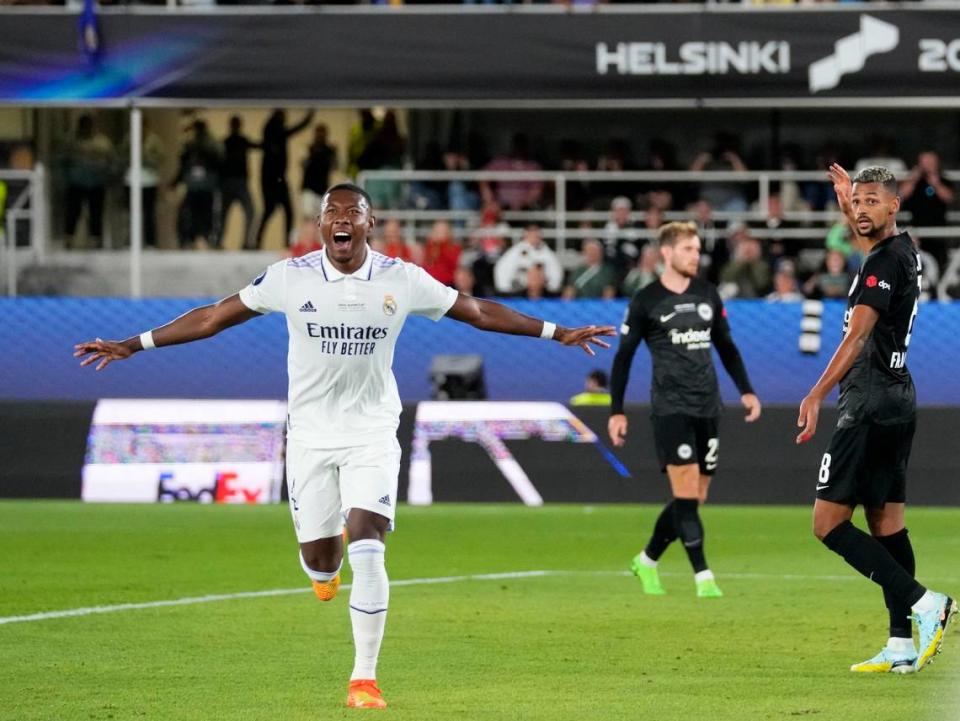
[35, 110, 960, 301]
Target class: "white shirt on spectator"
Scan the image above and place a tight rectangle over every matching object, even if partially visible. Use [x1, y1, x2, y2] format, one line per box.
[493, 240, 565, 294]
[239, 247, 457, 449]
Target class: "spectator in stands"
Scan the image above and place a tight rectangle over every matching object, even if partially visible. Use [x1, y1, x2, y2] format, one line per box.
[900, 151, 955, 266]
[803, 142, 842, 212]
[453, 265, 475, 296]
[766, 260, 804, 302]
[691, 198, 725, 282]
[803, 249, 851, 300]
[558, 139, 592, 212]
[854, 135, 907, 178]
[461, 202, 508, 297]
[481, 133, 544, 211]
[171, 119, 221, 250]
[359, 110, 406, 210]
[643, 138, 681, 211]
[347, 109, 378, 178]
[301, 123, 337, 219]
[602, 196, 642, 279]
[380, 219, 413, 262]
[689, 132, 749, 212]
[64, 114, 116, 249]
[443, 145, 480, 216]
[221, 115, 259, 250]
[524, 264, 558, 301]
[596, 138, 638, 209]
[719, 230, 770, 299]
[494, 224, 564, 296]
[569, 369, 612, 408]
[422, 220, 461, 286]
[255, 109, 314, 248]
[122, 118, 164, 248]
[622, 243, 660, 298]
[563, 239, 618, 300]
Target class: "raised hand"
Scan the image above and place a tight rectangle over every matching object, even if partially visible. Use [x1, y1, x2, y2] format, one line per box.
[74, 338, 135, 371]
[827, 163, 853, 217]
[554, 325, 617, 357]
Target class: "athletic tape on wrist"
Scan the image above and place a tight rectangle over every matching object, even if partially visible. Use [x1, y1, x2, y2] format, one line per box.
[139, 331, 156, 351]
[540, 321, 556, 340]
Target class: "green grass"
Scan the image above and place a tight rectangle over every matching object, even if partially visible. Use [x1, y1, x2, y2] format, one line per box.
[2, 502, 959, 721]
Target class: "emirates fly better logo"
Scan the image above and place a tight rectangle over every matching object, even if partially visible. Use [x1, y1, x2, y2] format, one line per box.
[808, 15, 899, 93]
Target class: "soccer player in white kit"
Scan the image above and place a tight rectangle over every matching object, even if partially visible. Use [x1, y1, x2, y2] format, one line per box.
[75, 184, 616, 709]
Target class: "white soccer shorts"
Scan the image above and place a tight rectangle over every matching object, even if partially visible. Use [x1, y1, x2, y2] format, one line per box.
[285, 437, 401, 543]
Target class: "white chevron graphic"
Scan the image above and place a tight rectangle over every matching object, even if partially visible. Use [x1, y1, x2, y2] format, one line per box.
[808, 15, 899, 93]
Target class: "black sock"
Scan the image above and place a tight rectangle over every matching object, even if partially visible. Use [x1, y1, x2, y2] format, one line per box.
[822, 521, 925, 607]
[644, 501, 677, 561]
[673, 498, 707, 574]
[876, 529, 916, 639]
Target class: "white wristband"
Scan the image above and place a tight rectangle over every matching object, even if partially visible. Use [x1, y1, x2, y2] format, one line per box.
[540, 321, 557, 340]
[139, 331, 156, 350]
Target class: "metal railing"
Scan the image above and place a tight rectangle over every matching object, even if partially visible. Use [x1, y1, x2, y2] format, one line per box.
[1, 165, 47, 297]
[357, 168, 960, 255]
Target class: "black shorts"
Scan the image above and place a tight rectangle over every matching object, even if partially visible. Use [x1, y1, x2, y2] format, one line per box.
[652, 414, 720, 476]
[815, 419, 915, 508]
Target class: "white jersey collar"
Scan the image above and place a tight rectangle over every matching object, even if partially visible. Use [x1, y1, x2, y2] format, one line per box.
[320, 245, 373, 282]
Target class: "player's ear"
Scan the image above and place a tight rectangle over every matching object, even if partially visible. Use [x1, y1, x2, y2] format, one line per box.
[368, 215, 377, 233]
[890, 195, 901, 215]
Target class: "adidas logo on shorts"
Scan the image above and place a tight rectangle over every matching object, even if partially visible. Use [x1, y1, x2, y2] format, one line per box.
[299, 301, 317, 313]
[378, 494, 391, 507]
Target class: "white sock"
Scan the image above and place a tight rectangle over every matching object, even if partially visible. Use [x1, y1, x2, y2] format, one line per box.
[348, 539, 389, 681]
[911, 590, 939, 615]
[637, 551, 658, 569]
[694, 569, 714, 583]
[887, 636, 916, 654]
[299, 552, 342, 583]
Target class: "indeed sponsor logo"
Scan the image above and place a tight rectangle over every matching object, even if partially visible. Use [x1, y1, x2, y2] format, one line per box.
[670, 328, 712, 348]
[596, 41, 790, 76]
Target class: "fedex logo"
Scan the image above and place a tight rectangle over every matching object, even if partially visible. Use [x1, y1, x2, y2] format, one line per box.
[157, 470, 264, 504]
[215, 471, 263, 504]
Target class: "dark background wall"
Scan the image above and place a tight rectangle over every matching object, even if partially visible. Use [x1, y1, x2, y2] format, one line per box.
[4, 401, 958, 506]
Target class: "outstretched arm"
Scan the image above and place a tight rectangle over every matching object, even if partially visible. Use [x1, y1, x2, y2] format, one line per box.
[796, 304, 879, 443]
[74, 294, 260, 371]
[444, 293, 615, 356]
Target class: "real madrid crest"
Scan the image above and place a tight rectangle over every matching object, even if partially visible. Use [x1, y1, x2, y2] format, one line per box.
[383, 294, 397, 316]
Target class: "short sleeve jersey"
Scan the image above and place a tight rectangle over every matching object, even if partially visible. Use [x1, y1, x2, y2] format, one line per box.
[838, 231, 921, 426]
[618, 279, 729, 417]
[239, 248, 458, 448]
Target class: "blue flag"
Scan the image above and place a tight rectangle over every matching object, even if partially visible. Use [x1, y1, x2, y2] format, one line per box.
[78, 0, 102, 66]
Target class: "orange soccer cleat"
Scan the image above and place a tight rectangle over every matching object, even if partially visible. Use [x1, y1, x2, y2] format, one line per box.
[346, 679, 387, 709]
[312, 573, 340, 601]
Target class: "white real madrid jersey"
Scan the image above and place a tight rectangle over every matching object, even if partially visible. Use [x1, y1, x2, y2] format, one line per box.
[239, 247, 458, 449]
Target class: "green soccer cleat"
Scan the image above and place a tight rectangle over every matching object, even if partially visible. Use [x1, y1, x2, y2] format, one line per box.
[850, 647, 917, 674]
[913, 593, 958, 671]
[696, 577, 724, 598]
[630, 554, 666, 595]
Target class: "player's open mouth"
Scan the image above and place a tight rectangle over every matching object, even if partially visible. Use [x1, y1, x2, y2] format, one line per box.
[332, 231, 352, 247]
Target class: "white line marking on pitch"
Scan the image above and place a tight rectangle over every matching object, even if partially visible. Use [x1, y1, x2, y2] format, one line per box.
[2, 568, 957, 626]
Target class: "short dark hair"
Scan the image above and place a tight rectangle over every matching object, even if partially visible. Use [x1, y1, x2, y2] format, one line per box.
[852, 166, 898, 195]
[657, 221, 698, 247]
[323, 183, 373, 208]
[588, 369, 608, 389]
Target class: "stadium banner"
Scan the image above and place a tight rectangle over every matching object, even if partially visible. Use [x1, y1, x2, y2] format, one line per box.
[2, 9, 960, 104]
[80, 399, 286, 503]
[3, 298, 960, 406]
[4, 401, 960, 505]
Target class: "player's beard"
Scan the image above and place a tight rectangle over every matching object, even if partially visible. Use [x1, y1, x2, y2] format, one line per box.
[672, 258, 698, 278]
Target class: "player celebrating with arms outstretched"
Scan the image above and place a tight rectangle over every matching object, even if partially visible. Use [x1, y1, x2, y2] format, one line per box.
[798, 165, 955, 674]
[608, 221, 761, 598]
[75, 184, 615, 709]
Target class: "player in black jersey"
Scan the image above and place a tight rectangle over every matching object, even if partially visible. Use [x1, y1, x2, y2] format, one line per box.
[609, 221, 761, 598]
[798, 165, 956, 674]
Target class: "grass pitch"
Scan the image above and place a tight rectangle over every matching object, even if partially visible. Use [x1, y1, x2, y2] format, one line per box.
[1, 502, 958, 721]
